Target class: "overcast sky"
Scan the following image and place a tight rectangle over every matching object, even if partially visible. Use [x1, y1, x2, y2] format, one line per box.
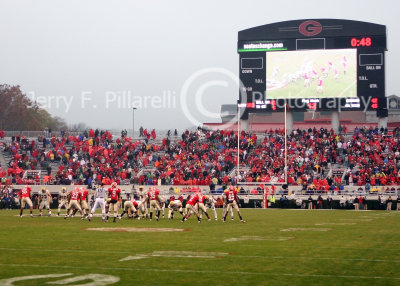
[0, 0, 398, 132]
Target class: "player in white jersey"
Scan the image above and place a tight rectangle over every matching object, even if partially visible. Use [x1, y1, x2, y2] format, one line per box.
[57, 187, 68, 216]
[138, 186, 149, 219]
[167, 195, 184, 219]
[200, 195, 218, 220]
[120, 195, 143, 219]
[159, 195, 166, 218]
[38, 187, 52, 216]
[88, 183, 107, 222]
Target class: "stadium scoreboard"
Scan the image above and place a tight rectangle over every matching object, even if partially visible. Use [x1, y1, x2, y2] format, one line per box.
[238, 19, 387, 115]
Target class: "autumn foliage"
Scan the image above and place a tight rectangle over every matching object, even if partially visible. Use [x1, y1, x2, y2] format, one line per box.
[0, 84, 67, 131]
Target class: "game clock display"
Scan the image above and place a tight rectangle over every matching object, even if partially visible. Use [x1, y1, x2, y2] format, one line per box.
[350, 37, 372, 47]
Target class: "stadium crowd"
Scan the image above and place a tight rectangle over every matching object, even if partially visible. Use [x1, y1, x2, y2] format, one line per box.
[0, 126, 399, 190]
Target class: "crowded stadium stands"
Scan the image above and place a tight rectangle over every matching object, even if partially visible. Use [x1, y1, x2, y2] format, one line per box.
[1, 126, 399, 191]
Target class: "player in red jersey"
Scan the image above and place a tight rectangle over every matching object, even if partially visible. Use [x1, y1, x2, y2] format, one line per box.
[182, 193, 201, 223]
[223, 186, 245, 223]
[147, 187, 162, 221]
[342, 55, 347, 74]
[303, 73, 310, 87]
[316, 77, 323, 94]
[19, 185, 33, 217]
[64, 187, 84, 219]
[107, 182, 121, 223]
[79, 187, 90, 218]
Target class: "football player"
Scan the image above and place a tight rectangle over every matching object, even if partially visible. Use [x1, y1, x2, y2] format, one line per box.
[107, 182, 121, 223]
[38, 187, 52, 216]
[79, 187, 90, 218]
[57, 187, 68, 216]
[222, 193, 234, 221]
[64, 187, 84, 219]
[138, 186, 149, 219]
[223, 186, 245, 223]
[120, 196, 141, 219]
[201, 195, 218, 221]
[316, 77, 323, 94]
[147, 187, 162, 221]
[167, 195, 184, 219]
[181, 193, 201, 223]
[19, 185, 34, 217]
[197, 193, 211, 221]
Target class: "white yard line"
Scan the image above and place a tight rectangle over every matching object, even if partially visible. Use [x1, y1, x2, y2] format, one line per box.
[0, 247, 399, 263]
[0, 263, 399, 281]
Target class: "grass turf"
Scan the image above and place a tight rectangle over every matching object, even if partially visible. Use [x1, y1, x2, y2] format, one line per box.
[0, 208, 399, 285]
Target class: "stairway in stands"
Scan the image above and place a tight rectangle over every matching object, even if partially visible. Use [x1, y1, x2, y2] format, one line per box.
[0, 138, 11, 169]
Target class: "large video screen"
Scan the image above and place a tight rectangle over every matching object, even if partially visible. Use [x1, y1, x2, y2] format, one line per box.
[266, 49, 357, 99]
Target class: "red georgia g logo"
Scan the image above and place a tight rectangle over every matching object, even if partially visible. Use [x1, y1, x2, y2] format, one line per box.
[299, 20, 322, 36]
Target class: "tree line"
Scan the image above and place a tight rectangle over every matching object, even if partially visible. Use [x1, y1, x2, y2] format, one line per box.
[0, 84, 68, 131]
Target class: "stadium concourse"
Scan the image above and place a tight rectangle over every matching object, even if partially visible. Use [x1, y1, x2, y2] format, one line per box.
[0, 126, 400, 209]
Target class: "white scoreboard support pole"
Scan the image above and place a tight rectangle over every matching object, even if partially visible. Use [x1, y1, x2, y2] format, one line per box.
[237, 106, 240, 182]
[284, 104, 288, 185]
[331, 111, 340, 133]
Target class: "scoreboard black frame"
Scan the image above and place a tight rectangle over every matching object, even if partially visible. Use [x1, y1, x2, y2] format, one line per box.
[238, 19, 387, 116]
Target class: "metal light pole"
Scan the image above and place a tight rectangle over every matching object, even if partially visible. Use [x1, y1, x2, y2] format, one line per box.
[237, 106, 240, 181]
[132, 107, 137, 139]
[284, 103, 288, 184]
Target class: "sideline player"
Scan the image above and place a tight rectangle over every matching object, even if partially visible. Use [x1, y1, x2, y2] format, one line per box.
[167, 195, 184, 219]
[223, 186, 245, 223]
[107, 182, 121, 223]
[64, 187, 84, 219]
[58, 187, 68, 216]
[38, 187, 52, 216]
[182, 193, 202, 223]
[88, 183, 107, 222]
[19, 185, 34, 217]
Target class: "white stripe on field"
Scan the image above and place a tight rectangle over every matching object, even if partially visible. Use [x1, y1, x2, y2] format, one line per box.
[0, 247, 399, 263]
[0, 263, 399, 281]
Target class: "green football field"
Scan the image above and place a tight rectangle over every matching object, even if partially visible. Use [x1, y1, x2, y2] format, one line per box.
[0, 208, 399, 286]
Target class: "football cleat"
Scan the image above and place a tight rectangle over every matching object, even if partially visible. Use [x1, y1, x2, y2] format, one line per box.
[240, 220, 246, 223]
